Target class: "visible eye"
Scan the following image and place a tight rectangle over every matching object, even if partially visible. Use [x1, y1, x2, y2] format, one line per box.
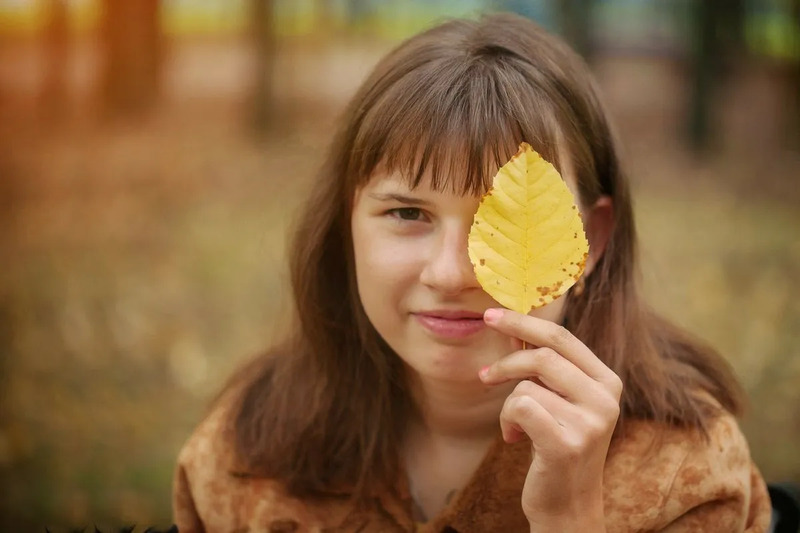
[386, 207, 426, 222]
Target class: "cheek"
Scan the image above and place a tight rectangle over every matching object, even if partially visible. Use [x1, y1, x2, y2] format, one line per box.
[527, 297, 567, 324]
[351, 221, 423, 304]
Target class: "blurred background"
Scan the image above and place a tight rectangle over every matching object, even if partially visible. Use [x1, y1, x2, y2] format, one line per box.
[0, 0, 798, 529]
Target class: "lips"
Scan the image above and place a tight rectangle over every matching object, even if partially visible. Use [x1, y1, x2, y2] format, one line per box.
[413, 309, 486, 338]
[417, 309, 484, 319]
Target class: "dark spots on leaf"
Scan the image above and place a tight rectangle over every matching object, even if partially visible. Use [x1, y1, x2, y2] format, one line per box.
[479, 259, 486, 266]
[536, 280, 565, 297]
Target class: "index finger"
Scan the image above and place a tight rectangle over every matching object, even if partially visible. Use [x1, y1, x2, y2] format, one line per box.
[483, 307, 613, 384]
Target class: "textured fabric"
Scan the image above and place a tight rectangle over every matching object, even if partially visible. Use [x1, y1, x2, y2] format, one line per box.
[173, 401, 771, 533]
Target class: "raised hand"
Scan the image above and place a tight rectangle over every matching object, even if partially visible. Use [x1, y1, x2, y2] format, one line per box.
[480, 308, 622, 532]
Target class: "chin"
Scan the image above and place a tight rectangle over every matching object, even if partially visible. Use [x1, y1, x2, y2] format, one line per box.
[418, 366, 481, 384]
[416, 349, 487, 383]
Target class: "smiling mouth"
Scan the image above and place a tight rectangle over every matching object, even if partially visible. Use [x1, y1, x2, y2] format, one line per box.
[416, 310, 484, 320]
[413, 311, 486, 338]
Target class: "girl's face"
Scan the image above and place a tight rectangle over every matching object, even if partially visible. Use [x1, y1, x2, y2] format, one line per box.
[350, 170, 574, 384]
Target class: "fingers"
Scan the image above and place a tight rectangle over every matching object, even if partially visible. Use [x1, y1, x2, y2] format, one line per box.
[483, 308, 623, 398]
[499, 380, 566, 444]
[481, 346, 592, 403]
[500, 380, 620, 457]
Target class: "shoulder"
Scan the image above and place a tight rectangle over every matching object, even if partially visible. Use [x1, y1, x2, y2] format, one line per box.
[603, 410, 772, 532]
[172, 396, 235, 532]
[172, 395, 314, 533]
[174, 394, 235, 490]
[172, 397, 405, 532]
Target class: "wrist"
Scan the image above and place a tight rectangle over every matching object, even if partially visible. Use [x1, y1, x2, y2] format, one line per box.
[528, 514, 606, 533]
[526, 496, 605, 533]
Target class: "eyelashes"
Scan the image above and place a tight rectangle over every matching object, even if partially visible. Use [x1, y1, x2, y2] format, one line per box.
[385, 207, 429, 223]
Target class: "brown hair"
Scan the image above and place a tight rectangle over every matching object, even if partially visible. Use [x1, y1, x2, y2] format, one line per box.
[223, 13, 744, 501]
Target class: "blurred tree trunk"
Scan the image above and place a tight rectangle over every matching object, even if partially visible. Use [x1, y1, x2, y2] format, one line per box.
[791, 0, 800, 148]
[99, 0, 162, 117]
[342, 0, 371, 36]
[250, 0, 276, 134]
[315, 0, 335, 36]
[686, 0, 744, 154]
[556, 0, 594, 61]
[40, 0, 69, 119]
[687, 0, 714, 153]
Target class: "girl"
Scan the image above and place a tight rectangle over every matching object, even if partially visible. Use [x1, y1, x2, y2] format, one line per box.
[173, 13, 771, 532]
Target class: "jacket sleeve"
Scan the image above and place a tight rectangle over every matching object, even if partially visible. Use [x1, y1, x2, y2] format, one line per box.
[172, 461, 206, 533]
[656, 413, 772, 532]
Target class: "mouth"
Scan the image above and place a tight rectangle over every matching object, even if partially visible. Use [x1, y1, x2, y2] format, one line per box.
[413, 310, 486, 338]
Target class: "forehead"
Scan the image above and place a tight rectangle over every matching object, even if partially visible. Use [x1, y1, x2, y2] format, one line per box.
[357, 149, 581, 206]
[363, 170, 478, 196]
[354, 172, 465, 209]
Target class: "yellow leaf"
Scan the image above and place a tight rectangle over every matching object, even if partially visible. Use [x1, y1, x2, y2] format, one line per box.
[468, 142, 589, 313]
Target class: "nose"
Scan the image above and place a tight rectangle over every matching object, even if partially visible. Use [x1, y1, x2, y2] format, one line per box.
[419, 223, 481, 296]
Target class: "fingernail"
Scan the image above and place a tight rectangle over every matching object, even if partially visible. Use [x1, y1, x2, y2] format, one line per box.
[479, 366, 491, 380]
[484, 308, 503, 324]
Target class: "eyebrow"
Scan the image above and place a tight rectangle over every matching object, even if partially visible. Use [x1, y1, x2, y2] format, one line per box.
[366, 192, 433, 206]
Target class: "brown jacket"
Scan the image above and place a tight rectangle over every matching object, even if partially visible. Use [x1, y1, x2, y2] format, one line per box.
[173, 402, 771, 532]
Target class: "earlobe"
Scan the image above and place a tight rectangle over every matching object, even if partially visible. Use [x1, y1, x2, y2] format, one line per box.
[583, 196, 614, 277]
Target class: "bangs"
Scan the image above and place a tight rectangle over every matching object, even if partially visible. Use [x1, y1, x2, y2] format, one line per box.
[348, 51, 565, 196]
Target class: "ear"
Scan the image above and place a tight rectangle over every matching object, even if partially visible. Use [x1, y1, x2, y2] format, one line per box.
[582, 195, 614, 277]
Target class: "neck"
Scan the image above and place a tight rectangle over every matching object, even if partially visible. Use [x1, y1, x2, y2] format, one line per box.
[402, 373, 515, 523]
[407, 372, 516, 442]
